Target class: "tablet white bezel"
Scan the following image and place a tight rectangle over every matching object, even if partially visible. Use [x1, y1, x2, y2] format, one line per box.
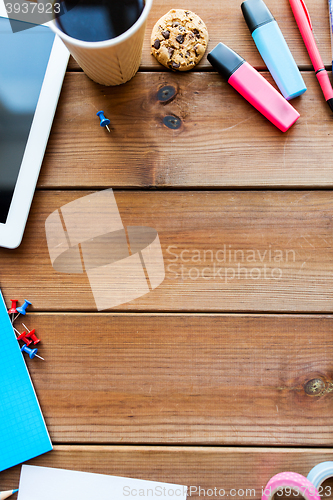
[0, 1, 69, 248]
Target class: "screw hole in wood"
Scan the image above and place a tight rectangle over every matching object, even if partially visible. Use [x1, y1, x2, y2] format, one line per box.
[157, 85, 177, 103]
[163, 115, 181, 129]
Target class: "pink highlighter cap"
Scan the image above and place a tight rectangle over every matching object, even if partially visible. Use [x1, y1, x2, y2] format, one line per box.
[207, 42, 300, 132]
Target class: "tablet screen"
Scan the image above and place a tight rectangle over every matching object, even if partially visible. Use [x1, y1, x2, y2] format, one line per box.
[0, 18, 55, 224]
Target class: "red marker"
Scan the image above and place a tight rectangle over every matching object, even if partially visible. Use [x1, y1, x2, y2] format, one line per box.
[289, 0, 333, 112]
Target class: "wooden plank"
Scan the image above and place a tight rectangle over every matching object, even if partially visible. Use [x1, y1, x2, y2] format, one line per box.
[66, 0, 332, 71]
[3, 190, 333, 313]
[10, 312, 333, 445]
[68, 57, 80, 71]
[2, 446, 333, 499]
[41, 72, 333, 189]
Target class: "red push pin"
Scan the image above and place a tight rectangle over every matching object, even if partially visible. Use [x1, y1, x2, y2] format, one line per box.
[13, 299, 31, 323]
[8, 299, 18, 322]
[22, 323, 40, 345]
[13, 327, 32, 346]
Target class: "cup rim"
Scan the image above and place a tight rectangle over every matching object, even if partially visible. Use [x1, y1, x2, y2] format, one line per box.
[48, 0, 153, 48]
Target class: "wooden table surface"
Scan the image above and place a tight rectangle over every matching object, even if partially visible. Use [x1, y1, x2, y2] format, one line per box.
[2, 0, 333, 497]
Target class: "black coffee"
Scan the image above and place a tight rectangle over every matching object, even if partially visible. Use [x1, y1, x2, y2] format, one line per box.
[55, 0, 145, 42]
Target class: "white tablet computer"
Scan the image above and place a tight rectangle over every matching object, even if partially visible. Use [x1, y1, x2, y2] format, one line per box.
[0, 1, 69, 249]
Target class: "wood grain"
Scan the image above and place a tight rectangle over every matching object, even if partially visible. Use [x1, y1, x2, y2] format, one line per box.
[66, 0, 332, 71]
[11, 312, 333, 445]
[2, 0, 332, 485]
[3, 190, 333, 313]
[2, 446, 333, 500]
[41, 72, 333, 189]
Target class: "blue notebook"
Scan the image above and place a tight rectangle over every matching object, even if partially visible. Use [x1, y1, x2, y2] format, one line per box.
[0, 291, 52, 471]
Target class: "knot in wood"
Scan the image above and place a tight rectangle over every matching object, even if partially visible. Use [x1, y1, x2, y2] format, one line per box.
[163, 115, 181, 129]
[157, 85, 177, 103]
[304, 378, 325, 396]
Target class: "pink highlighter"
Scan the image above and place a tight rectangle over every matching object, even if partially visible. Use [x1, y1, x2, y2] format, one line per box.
[207, 43, 300, 132]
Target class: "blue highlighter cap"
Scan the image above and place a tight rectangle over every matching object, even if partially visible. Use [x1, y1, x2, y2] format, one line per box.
[241, 0, 307, 100]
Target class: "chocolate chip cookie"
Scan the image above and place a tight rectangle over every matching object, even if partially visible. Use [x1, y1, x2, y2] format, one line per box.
[151, 9, 209, 71]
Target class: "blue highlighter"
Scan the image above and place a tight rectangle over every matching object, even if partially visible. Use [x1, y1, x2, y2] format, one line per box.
[241, 0, 307, 100]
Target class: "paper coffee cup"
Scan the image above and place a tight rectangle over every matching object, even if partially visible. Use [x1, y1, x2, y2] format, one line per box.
[48, 0, 153, 86]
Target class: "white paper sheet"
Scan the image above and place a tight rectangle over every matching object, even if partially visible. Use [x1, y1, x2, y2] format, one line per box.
[18, 465, 188, 500]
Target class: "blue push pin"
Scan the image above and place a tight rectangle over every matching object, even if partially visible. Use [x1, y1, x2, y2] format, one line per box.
[17, 299, 31, 316]
[96, 110, 111, 132]
[13, 299, 31, 322]
[21, 344, 44, 360]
